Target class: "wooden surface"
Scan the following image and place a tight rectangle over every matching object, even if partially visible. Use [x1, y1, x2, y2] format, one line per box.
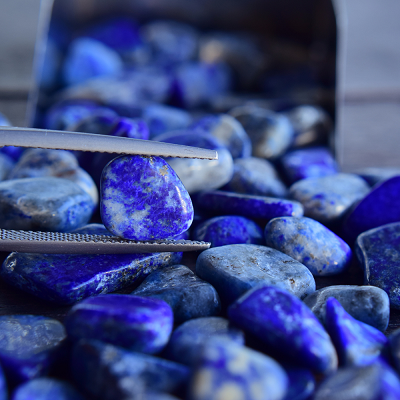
[0, 0, 400, 335]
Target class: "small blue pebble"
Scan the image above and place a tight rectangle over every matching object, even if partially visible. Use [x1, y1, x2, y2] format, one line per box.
[132, 264, 221, 324]
[193, 215, 263, 247]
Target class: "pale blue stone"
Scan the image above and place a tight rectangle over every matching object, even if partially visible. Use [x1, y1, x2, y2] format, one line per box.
[224, 157, 287, 198]
[188, 337, 288, 400]
[303, 285, 390, 332]
[289, 173, 370, 225]
[164, 317, 245, 367]
[265, 216, 352, 276]
[0, 177, 94, 232]
[196, 244, 315, 305]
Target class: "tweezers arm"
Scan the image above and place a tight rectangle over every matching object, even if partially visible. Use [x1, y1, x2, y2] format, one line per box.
[0, 127, 218, 160]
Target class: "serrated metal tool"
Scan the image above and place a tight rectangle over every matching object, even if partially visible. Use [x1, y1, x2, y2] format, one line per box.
[0, 127, 216, 253]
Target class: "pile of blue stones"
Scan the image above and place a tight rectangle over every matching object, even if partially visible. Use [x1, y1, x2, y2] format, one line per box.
[0, 15, 400, 400]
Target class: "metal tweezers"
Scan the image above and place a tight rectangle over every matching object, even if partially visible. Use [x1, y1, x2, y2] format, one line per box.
[0, 127, 217, 253]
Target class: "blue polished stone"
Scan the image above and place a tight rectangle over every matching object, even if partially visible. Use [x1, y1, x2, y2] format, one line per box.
[228, 285, 337, 374]
[190, 114, 252, 159]
[286, 105, 332, 148]
[153, 131, 233, 193]
[196, 190, 303, 221]
[143, 104, 192, 138]
[343, 176, 400, 243]
[171, 62, 231, 109]
[164, 317, 245, 367]
[188, 337, 288, 400]
[72, 339, 189, 400]
[12, 378, 84, 400]
[0, 177, 94, 232]
[132, 264, 221, 324]
[100, 155, 193, 240]
[65, 294, 173, 354]
[303, 285, 390, 332]
[193, 216, 263, 247]
[142, 20, 199, 65]
[281, 147, 338, 184]
[224, 157, 287, 198]
[62, 37, 123, 86]
[314, 362, 400, 400]
[265, 216, 352, 276]
[196, 244, 315, 305]
[355, 222, 400, 309]
[1, 250, 181, 305]
[283, 367, 315, 400]
[0, 315, 66, 385]
[72, 223, 112, 236]
[230, 106, 294, 160]
[289, 173, 370, 225]
[325, 297, 388, 367]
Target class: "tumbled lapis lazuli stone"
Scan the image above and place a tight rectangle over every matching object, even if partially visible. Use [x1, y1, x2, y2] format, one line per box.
[265, 216, 352, 276]
[196, 190, 303, 221]
[12, 378, 84, 400]
[101, 155, 193, 240]
[224, 157, 287, 198]
[196, 244, 315, 305]
[283, 367, 315, 400]
[325, 297, 388, 367]
[0, 315, 66, 385]
[72, 340, 190, 400]
[343, 176, 400, 243]
[1, 251, 181, 305]
[303, 285, 390, 332]
[193, 216, 263, 247]
[0, 177, 94, 232]
[356, 222, 400, 309]
[132, 265, 221, 324]
[164, 317, 245, 367]
[188, 337, 288, 400]
[289, 173, 370, 225]
[228, 285, 337, 374]
[65, 294, 173, 354]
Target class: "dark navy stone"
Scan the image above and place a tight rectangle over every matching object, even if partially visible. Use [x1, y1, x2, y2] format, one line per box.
[303, 285, 390, 332]
[65, 294, 173, 354]
[143, 104, 192, 138]
[228, 285, 338, 374]
[62, 37, 123, 86]
[343, 176, 400, 243]
[72, 339, 190, 400]
[0, 315, 66, 384]
[1, 250, 181, 305]
[190, 114, 252, 159]
[196, 190, 303, 221]
[0, 177, 94, 232]
[356, 167, 400, 186]
[281, 147, 338, 184]
[171, 62, 231, 109]
[164, 317, 245, 367]
[188, 337, 288, 400]
[196, 244, 315, 305]
[0, 152, 14, 181]
[224, 157, 287, 198]
[154, 131, 233, 193]
[193, 216, 263, 247]
[100, 155, 193, 240]
[314, 362, 400, 400]
[230, 106, 294, 160]
[286, 105, 332, 148]
[325, 297, 388, 367]
[283, 367, 315, 400]
[389, 328, 400, 374]
[265, 216, 352, 276]
[12, 378, 84, 400]
[289, 173, 370, 225]
[356, 222, 400, 309]
[0, 364, 5, 400]
[142, 20, 199, 64]
[132, 265, 221, 324]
